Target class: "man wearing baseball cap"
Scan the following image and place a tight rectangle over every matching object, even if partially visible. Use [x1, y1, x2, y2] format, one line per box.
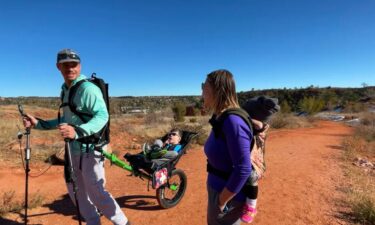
[23, 49, 130, 225]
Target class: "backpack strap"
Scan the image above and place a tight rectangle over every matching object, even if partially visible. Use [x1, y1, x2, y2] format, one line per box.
[59, 80, 92, 122]
[209, 108, 253, 140]
[58, 79, 105, 144]
[67, 80, 93, 123]
[206, 160, 231, 180]
[207, 108, 254, 180]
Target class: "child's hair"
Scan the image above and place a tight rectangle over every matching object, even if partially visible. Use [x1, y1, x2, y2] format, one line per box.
[169, 128, 182, 137]
[243, 96, 280, 122]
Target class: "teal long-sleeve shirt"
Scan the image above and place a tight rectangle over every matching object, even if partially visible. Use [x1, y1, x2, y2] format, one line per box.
[35, 75, 108, 155]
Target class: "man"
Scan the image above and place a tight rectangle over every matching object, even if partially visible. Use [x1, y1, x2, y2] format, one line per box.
[23, 49, 130, 225]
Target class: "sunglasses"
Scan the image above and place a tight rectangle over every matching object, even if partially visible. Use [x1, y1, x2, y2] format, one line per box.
[168, 132, 179, 137]
[201, 82, 205, 90]
[57, 53, 80, 62]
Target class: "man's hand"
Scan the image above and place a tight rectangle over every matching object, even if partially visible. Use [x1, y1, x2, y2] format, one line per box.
[58, 124, 76, 139]
[23, 114, 38, 128]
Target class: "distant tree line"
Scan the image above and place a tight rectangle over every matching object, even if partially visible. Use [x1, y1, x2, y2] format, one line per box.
[1, 86, 374, 117]
[238, 86, 375, 114]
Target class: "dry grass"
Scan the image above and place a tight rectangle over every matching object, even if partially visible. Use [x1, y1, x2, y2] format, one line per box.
[269, 113, 315, 129]
[356, 112, 375, 144]
[341, 121, 375, 224]
[112, 113, 173, 141]
[112, 111, 210, 145]
[0, 105, 65, 165]
[0, 190, 44, 216]
[0, 190, 22, 216]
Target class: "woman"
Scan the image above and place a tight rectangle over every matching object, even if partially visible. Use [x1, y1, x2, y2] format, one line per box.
[203, 69, 253, 225]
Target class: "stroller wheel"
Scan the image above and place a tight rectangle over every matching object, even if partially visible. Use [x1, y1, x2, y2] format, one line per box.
[156, 169, 187, 209]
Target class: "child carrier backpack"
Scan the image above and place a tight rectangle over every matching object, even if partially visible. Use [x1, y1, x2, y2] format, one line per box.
[208, 108, 268, 179]
[250, 125, 268, 179]
[207, 96, 280, 181]
[60, 73, 110, 144]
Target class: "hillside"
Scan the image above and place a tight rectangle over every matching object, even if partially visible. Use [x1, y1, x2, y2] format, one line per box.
[1, 86, 374, 115]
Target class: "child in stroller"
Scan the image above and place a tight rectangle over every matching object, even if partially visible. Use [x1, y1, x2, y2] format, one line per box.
[124, 128, 183, 174]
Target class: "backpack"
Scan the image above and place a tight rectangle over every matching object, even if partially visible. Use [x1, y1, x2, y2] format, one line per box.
[59, 73, 110, 144]
[208, 108, 269, 180]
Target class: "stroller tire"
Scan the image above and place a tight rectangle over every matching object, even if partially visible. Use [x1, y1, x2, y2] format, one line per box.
[156, 169, 187, 209]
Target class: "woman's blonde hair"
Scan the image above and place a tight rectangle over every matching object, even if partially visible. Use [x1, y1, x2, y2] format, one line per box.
[206, 69, 239, 115]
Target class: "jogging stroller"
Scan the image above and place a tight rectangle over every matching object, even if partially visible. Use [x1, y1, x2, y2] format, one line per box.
[95, 130, 198, 209]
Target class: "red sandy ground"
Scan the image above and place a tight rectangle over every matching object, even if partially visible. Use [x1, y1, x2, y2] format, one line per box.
[0, 121, 352, 225]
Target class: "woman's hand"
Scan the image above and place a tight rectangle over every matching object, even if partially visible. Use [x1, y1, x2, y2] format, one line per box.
[218, 203, 227, 213]
[218, 197, 226, 212]
[218, 187, 234, 212]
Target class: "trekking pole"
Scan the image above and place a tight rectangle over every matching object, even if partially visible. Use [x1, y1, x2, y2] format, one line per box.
[17, 104, 30, 225]
[23, 126, 31, 225]
[64, 135, 82, 225]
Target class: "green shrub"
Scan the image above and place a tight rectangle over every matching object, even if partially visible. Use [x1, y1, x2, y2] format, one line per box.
[352, 196, 375, 225]
[298, 97, 324, 114]
[172, 103, 186, 122]
[280, 101, 291, 113]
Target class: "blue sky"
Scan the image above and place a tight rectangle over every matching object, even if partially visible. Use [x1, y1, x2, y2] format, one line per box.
[1, 0, 374, 97]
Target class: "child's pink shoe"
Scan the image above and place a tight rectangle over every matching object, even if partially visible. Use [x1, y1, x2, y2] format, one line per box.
[241, 204, 257, 223]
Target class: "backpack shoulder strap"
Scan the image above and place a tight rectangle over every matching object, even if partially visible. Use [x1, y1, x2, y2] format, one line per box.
[219, 108, 252, 130]
[210, 108, 253, 139]
[60, 89, 65, 104]
[206, 108, 254, 180]
[67, 79, 93, 122]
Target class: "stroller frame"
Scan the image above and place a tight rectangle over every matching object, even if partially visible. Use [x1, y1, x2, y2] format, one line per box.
[95, 130, 198, 209]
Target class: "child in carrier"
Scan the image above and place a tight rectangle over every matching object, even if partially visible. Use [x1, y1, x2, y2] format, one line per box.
[124, 128, 182, 173]
[240, 96, 280, 223]
[148, 128, 182, 167]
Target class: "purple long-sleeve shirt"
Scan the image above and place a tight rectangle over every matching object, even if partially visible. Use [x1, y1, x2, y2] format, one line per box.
[205, 114, 253, 201]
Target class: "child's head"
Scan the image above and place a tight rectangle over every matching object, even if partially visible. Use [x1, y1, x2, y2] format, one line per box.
[167, 128, 182, 145]
[243, 96, 280, 123]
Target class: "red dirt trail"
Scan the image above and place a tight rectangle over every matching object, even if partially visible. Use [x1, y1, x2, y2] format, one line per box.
[0, 121, 352, 225]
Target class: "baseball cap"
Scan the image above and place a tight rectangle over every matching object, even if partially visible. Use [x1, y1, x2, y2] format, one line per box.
[57, 49, 80, 64]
